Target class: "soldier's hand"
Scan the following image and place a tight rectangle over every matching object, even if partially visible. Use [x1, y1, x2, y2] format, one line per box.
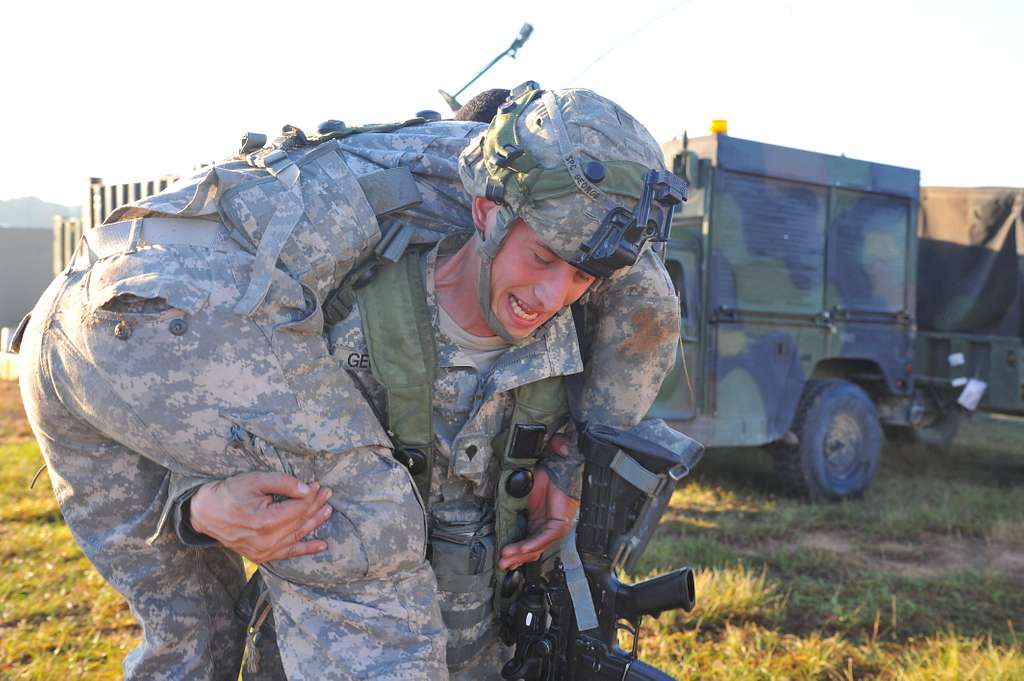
[190, 472, 333, 564]
[497, 466, 579, 570]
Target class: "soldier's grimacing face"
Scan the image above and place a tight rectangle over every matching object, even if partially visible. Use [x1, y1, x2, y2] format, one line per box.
[489, 220, 595, 339]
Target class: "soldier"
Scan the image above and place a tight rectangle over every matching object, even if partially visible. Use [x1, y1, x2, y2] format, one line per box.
[188, 85, 683, 679]
[17, 85, 682, 680]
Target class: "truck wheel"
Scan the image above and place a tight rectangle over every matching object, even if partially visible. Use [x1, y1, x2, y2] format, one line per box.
[772, 380, 882, 501]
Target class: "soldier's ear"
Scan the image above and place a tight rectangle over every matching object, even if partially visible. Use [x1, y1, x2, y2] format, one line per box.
[471, 196, 500, 238]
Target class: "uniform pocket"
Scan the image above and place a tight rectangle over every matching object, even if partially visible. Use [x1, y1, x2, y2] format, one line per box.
[239, 434, 427, 586]
[323, 448, 428, 580]
[220, 419, 374, 585]
[264, 504, 372, 588]
[85, 250, 212, 321]
[428, 502, 498, 666]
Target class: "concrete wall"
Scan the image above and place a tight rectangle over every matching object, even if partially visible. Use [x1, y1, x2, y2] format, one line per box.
[0, 227, 54, 329]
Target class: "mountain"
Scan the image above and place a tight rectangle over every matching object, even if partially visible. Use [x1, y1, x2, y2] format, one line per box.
[0, 197, 80, 228]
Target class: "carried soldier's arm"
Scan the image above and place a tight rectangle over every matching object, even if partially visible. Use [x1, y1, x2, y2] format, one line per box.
[535, 248, 682, 501]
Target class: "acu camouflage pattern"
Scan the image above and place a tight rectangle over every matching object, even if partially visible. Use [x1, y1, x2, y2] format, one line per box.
[18, 226, 447, 679]
[330, 234, 580, 672]
[652, 133, 920, 447]
[109, 121, 489, 305]
[16, 121, 505, 680]
[18, 276, 258, 679]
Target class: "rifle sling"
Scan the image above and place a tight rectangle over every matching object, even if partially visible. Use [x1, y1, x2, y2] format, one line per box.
[610, 450, 660, 495]
[560, 523, 599, 632]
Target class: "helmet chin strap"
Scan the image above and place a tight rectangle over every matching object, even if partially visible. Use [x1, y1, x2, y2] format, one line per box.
[475, 216, 520, 344]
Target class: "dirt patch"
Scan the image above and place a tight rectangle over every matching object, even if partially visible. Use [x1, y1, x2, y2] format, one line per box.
[758, 530, 1024, 585]
[0, 379, 32, 442]
[868, 536, 1024, 585]
[800, 530, 857, 555]
[990, 549, 1024, 577]
[621, 308, 675, 355]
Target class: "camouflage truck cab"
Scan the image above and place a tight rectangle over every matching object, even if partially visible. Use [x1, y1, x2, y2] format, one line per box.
[653, 133, 920, 499]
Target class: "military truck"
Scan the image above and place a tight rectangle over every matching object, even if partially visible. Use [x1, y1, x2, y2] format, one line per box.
[905, 187, 1024, 445]
[651, 133, 921, 500]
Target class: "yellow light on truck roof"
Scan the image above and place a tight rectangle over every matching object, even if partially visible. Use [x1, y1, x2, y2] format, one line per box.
[710, 119, 728, 135]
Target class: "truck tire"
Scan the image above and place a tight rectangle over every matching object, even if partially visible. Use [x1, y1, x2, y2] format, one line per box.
[772, 379, 882, 501]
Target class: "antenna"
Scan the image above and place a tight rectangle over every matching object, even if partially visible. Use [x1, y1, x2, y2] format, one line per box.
[439, 23, 534, 112]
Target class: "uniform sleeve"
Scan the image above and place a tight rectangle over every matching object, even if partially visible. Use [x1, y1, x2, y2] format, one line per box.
[169, 474, 220, 547]
[538, 252, 679, 499]
[579, 249, 681, 429]
[536, 423, 585, 499]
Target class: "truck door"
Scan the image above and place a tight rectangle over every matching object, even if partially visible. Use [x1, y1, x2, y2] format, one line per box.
[824, 188, 915, 392]
[706, 169, 830, 445]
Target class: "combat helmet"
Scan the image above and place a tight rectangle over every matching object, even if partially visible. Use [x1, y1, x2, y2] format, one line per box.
[458, 82, 687, 342]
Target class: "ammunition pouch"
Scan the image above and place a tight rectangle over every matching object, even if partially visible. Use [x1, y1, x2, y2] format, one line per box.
[429, 502, 498, 667]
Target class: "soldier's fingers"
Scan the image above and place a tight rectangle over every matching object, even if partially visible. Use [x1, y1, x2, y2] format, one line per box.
[250, 472, 318, 499]
[291, 504, 333, 545]
[287, 539, 329, 560]
[264, 490, 331, 530]
[501, 529, 554, 560]
[260, 539, 328, 564]
[510, 519, 573, 556]
[497, 548, 542, 571]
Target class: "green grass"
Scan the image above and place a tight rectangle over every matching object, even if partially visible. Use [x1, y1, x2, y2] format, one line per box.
[629, 431, 1024, 679]
[2, 378, 1023, 679]
[0, 438, 139, 679]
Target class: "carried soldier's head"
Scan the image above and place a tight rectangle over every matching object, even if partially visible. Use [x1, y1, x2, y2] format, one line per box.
[453, 88, 511, 123]
[458, 84, 686, 342]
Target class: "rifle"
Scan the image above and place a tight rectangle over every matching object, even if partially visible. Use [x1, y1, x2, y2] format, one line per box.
[500, 423, 703, 680]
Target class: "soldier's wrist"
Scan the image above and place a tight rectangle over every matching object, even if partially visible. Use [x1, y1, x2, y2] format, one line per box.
[177, 484, 218, 547]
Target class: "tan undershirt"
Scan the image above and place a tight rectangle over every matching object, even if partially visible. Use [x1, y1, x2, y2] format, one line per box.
[436, 301, 512, 375]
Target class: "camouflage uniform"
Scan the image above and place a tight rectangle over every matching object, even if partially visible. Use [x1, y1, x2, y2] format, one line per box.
[17, 224, 447, 679]
[15, 123, 490, 680]
[18, 87, 680, 680]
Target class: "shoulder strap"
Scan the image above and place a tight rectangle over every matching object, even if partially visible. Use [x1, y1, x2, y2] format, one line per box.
[354, 249, 436, 501]
[493, 375, 566, 529]
[493, 375, 567, 619]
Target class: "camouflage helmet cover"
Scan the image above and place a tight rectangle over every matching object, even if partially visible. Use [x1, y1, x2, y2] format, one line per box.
[458, 87, 666, 266]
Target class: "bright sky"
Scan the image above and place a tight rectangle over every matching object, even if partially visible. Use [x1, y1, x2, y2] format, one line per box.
[2, 0, 1020, 207]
